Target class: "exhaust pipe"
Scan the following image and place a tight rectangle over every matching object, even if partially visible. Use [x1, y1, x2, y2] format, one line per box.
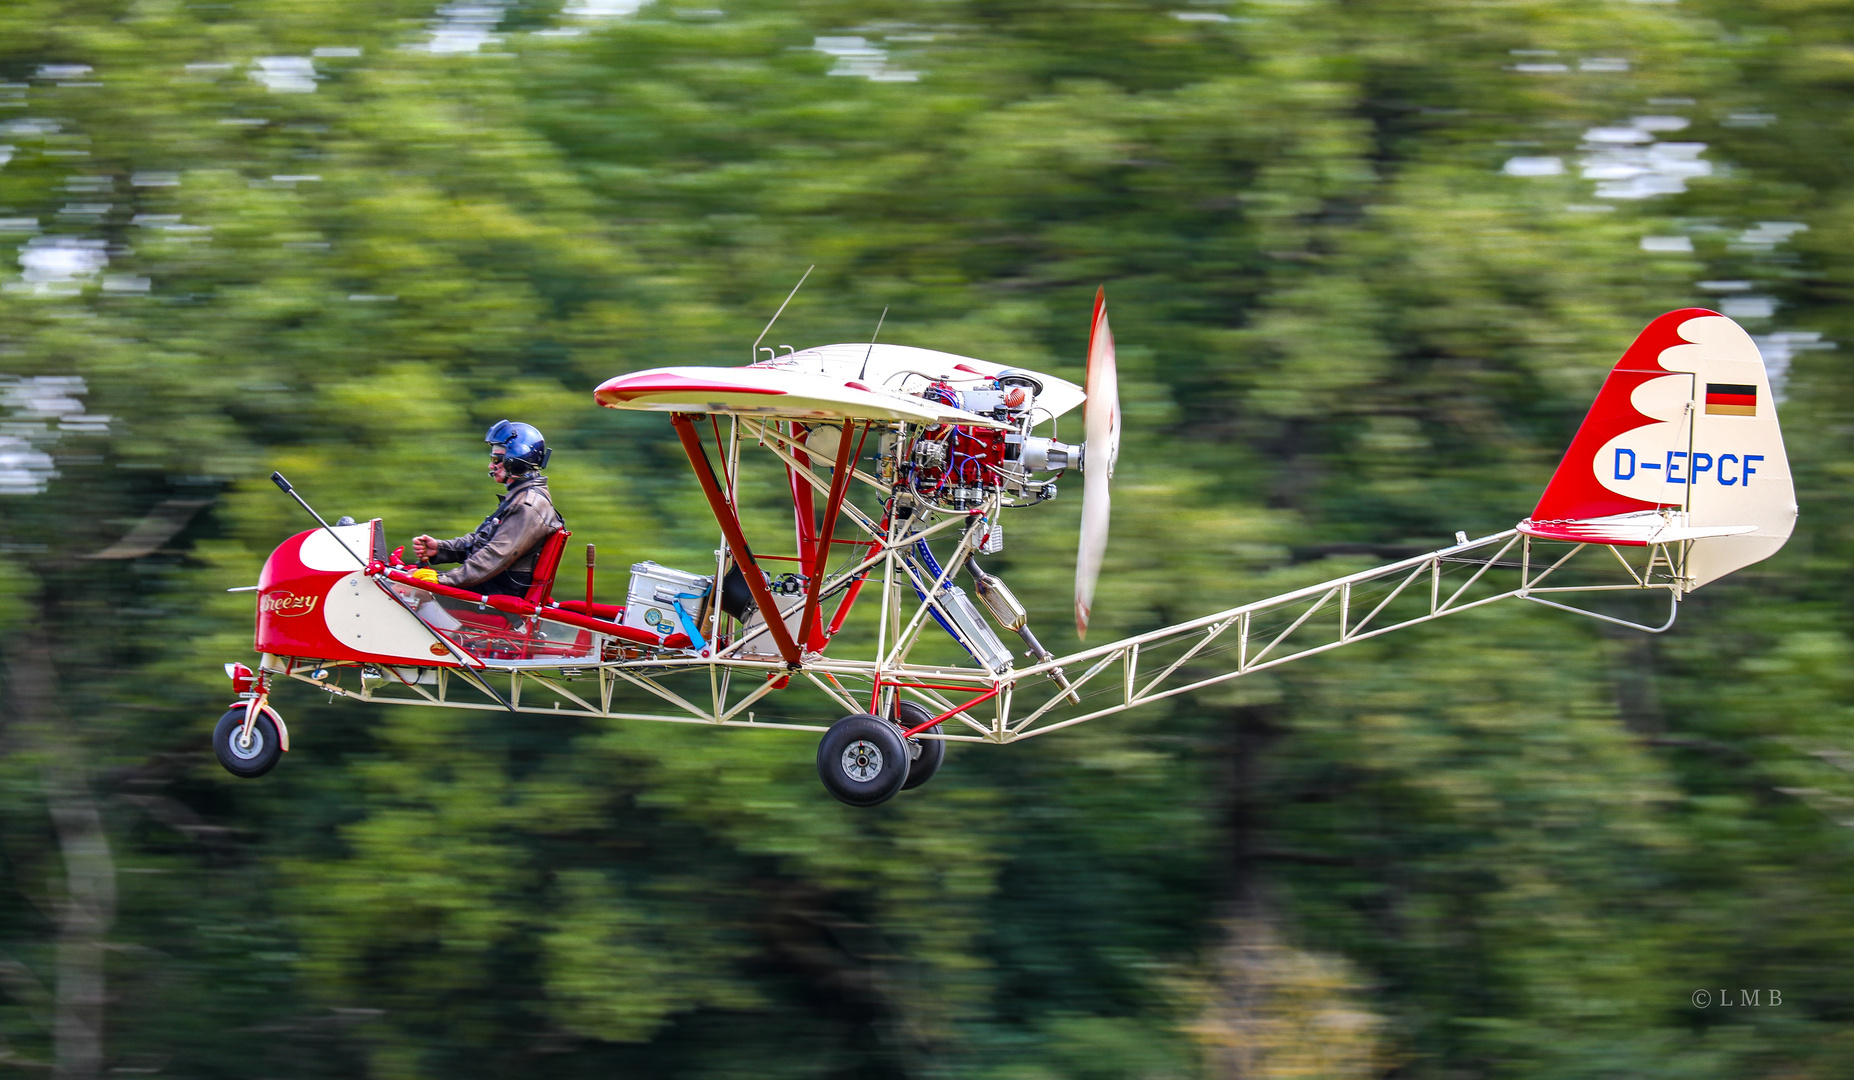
[970, 564, 1080, 705]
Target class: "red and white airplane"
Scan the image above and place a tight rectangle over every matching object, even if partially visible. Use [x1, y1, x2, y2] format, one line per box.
[220, 301, 1795, 806]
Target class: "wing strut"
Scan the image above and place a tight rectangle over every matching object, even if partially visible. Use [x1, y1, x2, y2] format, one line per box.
[798, 421, 865, 652]
[673, 412, 803, 667]
[786, 425, 819, 575]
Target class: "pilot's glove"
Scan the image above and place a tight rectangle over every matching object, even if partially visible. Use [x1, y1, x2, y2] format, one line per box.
[410, 568, 440, 584]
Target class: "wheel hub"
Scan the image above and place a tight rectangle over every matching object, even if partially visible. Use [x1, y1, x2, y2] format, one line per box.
[229, 725, 266, 760]
[841, 739, 883, 782]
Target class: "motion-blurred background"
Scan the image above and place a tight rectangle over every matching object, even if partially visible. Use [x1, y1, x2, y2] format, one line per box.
[2, 1, 1851, 1076]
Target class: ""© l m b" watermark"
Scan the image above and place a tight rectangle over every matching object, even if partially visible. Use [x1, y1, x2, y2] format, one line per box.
[1692, 988, 1781, 1009]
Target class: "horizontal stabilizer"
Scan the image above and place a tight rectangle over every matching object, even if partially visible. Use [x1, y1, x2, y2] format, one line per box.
[1521, 309, 1796, 588]
[1518, 510, 1757, 545]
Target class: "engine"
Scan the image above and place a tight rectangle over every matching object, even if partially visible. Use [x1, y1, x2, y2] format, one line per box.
[878, 370, 1083, 513]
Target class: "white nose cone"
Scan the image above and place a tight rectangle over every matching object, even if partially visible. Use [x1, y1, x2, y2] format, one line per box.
[1075, 288, 1120, 638]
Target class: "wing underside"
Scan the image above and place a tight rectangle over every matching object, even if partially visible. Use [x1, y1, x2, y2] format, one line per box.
[595, 342, 1083, 427]
[593, 365, 1008, 427]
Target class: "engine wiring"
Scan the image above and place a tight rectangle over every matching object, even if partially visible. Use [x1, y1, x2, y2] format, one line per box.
[887, 375, 1072, 513]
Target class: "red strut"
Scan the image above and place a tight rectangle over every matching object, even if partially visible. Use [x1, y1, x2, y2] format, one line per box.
[797, 421, 861, 653]
[672, 413, 801, 666]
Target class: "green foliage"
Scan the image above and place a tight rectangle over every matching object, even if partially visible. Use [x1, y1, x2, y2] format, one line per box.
[2, 0, 1853, 1076]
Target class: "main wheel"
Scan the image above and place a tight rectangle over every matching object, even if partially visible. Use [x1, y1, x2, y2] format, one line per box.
[213, 706, 283, 779]
[895, 702, 945, 791]
[817, 714, 910, 807]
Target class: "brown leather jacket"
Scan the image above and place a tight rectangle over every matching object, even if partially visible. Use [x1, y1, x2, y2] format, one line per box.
[431, 474, 563, 590]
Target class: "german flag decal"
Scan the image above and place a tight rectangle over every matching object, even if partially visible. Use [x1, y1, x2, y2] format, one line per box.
[1705, 382, 1758, 416]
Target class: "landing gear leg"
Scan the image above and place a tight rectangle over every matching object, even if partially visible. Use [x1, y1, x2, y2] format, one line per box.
[895, 701, 944, 791]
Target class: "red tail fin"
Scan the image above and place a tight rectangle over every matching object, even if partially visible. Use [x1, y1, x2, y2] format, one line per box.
[1529, 309, 1708, 523]
[1520, 309, 1796, 587]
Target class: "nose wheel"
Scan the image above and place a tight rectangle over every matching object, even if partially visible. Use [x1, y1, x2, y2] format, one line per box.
[213, 706, 283, 778]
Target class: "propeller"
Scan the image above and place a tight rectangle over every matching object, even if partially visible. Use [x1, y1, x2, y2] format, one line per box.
[1075, 287, 1120, 638]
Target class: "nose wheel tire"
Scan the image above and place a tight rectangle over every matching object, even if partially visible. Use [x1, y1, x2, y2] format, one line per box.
[894, 701, 945, 791]
[817, 714, 910, 807]
[213, 707, 283, 779]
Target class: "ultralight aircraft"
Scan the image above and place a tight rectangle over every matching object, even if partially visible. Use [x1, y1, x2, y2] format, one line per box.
[220, 295, 1796, 806]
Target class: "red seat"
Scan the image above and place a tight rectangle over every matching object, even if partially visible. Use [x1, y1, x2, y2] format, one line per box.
[523, 528, 571, 605]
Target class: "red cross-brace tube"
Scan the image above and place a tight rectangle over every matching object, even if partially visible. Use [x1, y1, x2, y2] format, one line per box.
[867, 675, 1004, 737]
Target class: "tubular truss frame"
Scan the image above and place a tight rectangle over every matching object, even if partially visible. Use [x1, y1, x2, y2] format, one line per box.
[284, 529, 1688, 743]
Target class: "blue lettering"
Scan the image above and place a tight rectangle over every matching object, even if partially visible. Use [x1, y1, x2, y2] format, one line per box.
[1666, 451, 1687, 482]
[1718, 453, 1738, 486]
[1614, 448, 1637, 480]
[1642, 461, 1661, 471]
[1744, 454, 1763, 485]
[1691, 452, 1712, 479]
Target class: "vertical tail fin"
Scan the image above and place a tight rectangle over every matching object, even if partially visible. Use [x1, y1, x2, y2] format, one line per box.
[1518, 309, 1796, 588]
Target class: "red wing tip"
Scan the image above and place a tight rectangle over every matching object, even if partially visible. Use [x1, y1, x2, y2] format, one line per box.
[594, 372, 789, 404]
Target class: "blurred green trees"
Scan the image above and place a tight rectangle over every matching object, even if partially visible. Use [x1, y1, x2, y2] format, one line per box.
[2, 0, 1852, 1076]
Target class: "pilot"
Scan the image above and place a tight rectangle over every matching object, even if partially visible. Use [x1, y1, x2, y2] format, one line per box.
[409, 420, 565, 598]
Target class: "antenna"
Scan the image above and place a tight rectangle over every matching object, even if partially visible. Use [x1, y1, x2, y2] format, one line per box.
[752, 265, 814, 364]
[858, 305, 888, 381]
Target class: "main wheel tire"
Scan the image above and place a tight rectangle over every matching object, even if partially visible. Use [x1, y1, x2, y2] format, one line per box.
[213, 706, 283, 779]
[895, 702, 945, 791]
[817, 713, 910, 807]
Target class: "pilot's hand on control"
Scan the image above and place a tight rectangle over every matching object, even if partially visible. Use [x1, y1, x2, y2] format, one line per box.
[410, 568, 440, 584]
[412, 535, 439, 561]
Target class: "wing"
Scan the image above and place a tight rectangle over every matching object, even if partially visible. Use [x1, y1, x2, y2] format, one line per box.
[593, 365, 1009, 428]
[776, 344, 1087, 420]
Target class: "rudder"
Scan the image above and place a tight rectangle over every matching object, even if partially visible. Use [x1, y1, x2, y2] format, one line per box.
[1518, 309, 1795, 588]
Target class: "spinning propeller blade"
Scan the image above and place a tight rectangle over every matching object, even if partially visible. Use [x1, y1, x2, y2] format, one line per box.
[1075, 288, 1120, 638]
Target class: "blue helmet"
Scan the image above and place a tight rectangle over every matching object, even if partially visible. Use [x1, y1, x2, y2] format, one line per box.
[485, 419, 551, 474]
